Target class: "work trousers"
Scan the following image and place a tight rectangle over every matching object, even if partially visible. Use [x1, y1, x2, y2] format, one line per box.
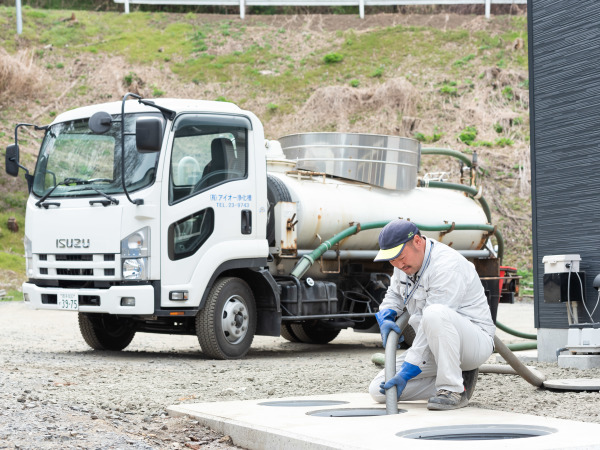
[369, 303, 494, 403]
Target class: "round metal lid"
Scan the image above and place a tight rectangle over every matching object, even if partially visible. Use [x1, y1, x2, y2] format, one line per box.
[543, 378, 600, 391]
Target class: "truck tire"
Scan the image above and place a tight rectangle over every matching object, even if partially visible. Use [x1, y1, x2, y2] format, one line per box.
[196, 277, 257, 360]
[280, 323, 302, 343]
[290, 321, 341, 344]
[78, 313, 136, 351]
[267, 174, 292, 247]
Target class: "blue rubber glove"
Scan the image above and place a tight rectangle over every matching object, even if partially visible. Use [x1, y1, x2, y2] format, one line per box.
[375, 309, 402, 349]
[379, 361, 422, 400]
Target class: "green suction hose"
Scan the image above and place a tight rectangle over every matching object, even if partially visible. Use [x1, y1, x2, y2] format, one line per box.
[290, 220, 504, 280]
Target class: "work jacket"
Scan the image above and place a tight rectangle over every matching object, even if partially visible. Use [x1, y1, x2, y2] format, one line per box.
[379, 237, 496, 368]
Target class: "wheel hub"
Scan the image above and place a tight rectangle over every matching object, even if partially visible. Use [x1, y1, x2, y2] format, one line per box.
[221, 295, 249, 344]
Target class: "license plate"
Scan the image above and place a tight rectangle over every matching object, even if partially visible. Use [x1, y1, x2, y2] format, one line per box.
[57, 293, 79, 310]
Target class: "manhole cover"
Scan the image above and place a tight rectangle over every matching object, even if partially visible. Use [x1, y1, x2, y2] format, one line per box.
[307, 408, 405, 417]
[258, 400, 349, 407]
[397, 424, 557, 441]
[543, 379, 600, 391]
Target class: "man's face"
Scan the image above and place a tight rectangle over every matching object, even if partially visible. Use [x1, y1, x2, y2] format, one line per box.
[389, 236, 425, 276]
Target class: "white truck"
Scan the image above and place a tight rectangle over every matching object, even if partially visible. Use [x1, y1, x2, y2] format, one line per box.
[5, 94, 508, 359]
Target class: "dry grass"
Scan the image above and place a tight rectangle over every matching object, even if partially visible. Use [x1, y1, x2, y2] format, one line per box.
[272, 77, 420, 135]
[0, 48, 46, 106]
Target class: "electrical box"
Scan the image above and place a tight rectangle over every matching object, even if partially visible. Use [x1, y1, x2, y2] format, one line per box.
[542, 254, 581, 273]
[542, 254, 585, 303]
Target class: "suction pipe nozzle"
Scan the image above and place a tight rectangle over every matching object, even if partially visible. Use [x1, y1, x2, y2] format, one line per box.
[385, 311, 410, 415]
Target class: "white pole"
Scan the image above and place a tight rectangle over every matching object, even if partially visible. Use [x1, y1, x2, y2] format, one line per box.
[485, 0, 490, 19]
[16, 0, 22, 34]
[359, 0, 364, 19]
[125, 0, 130, 14]
[240, 0, 245, 19]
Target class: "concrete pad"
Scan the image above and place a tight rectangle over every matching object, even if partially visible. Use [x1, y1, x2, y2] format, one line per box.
[168, 393, 600, 449]
[558, 354, 600, 369]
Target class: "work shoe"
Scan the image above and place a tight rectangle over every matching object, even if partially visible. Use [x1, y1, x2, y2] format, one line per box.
[462, 368, 479, 400]
[427, 389, 468, 411]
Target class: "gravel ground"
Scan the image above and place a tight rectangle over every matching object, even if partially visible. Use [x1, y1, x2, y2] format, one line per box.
[1, 301, 600, 449]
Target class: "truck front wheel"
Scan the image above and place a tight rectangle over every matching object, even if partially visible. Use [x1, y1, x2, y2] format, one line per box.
[196, 277, 257, 360]
[78, 313, 136, 351]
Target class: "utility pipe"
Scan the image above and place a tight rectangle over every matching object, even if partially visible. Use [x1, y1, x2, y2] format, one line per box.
[290, 221, 503, 280]
[384, 311, 410, 415]
[495, 320, 537, 340]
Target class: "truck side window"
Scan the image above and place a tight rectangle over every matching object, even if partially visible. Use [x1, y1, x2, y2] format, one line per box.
[168, 208, 215, 260]
[170, 117, 248, 204]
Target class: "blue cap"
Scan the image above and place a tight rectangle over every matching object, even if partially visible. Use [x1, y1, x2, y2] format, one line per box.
[374, 220, 419, 262]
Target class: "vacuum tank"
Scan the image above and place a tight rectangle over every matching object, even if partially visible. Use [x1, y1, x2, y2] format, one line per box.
[266, 133, 489, 257]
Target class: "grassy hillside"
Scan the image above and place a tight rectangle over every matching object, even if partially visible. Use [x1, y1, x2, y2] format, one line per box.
[0, 7, 532, 296]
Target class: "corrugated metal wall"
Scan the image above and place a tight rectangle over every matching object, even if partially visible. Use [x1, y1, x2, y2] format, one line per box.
[528, 0, 600, 328]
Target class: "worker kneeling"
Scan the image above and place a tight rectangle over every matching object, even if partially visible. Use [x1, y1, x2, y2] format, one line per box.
[369, 219, 495, 410]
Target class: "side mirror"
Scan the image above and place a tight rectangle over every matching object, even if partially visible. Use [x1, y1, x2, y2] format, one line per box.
[89, 111, 112, 134]
[5, 144, 20, 177]
[136, 117, 163, 153]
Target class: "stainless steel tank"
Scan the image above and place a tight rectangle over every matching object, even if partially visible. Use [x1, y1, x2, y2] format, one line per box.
[278, 133, 420, 191]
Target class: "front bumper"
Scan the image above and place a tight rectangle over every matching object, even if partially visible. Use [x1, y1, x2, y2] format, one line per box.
[22, 282, 155, 315]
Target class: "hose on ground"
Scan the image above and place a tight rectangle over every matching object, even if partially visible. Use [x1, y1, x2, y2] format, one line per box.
[495, 320, 537, 340]
[493, 335, 545, 387]
[479, 364, 546, 382]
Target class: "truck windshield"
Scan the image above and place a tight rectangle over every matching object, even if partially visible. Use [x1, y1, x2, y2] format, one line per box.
[31, 113, 162, 199]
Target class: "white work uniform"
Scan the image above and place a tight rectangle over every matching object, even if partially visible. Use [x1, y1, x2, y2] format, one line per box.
[369, 237, 495, 403]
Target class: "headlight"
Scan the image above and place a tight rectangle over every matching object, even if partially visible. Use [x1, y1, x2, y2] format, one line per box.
[122, 258, 148, 280]
[121, 227, 150, 280]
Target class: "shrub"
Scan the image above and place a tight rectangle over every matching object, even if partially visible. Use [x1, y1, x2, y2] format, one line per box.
[495, 137, 514, 147]
[370, 66, 384, 78]
[440, 85, 458, 96]
[323, 52, 343, 64]
[458, 126, 477, 145]
[502, 86, 514, 100]
[494, 123, 503, 133]
[349, 79, 359, 88]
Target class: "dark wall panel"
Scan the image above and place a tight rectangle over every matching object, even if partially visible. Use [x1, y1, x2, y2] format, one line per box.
[528, 0, 600, 328]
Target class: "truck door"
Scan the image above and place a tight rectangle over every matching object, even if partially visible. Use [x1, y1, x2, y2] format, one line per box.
[160, 113, 259, 309]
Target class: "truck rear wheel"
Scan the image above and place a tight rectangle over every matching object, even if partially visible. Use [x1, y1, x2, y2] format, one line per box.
[290, 321, 341, 344]
[196, 277, 257, 360]
[78, 313, 136, 351]
[280, 323, 302, 343]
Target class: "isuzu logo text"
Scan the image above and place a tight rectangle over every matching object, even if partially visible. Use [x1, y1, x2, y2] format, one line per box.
[56, 239, 90, 249]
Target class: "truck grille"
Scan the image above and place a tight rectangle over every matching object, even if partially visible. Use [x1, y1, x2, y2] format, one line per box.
[56, 268, 94, 276]
[34, 254, 120, 280]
